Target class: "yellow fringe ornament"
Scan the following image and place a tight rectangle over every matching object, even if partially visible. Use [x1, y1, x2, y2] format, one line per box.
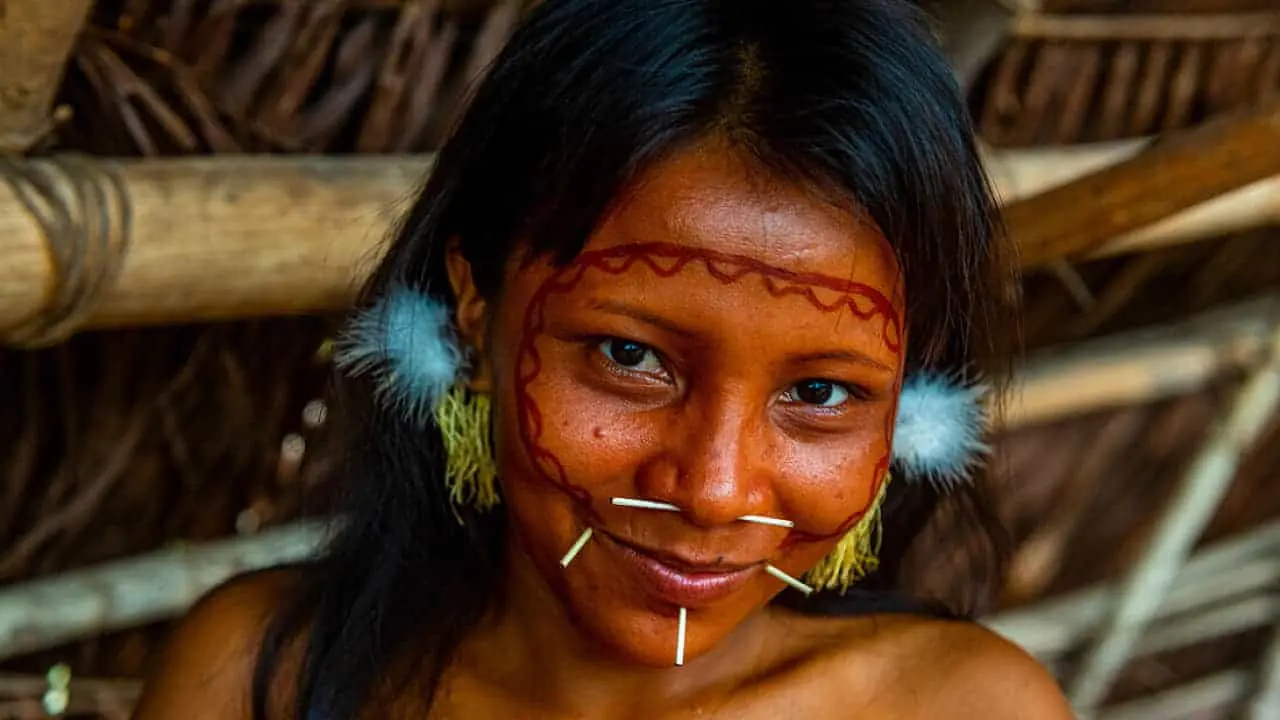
[433, 386, 501, 514]
[804, 472, 892, 592]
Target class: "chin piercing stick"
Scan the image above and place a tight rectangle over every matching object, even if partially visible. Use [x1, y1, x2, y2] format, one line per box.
[737, 514, 794, 528]
[560, 528, 594, 568]
[675, 607, 688, 667]
[765, 564, 814, 596]
[611, 497, 681, 512]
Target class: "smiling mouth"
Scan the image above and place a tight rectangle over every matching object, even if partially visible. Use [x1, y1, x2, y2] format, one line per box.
[598, 530, 761, 608]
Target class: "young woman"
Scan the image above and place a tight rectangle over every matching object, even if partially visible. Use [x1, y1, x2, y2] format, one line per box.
[133, 0, 1073, 717]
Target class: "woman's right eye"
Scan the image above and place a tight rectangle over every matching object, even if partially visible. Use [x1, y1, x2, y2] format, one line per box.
[597, 338, 665, 374]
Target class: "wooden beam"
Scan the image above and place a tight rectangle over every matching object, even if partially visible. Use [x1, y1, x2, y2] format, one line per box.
[1003, 295, 1280, 428]
[986, 520, 1280, 657]
[0, 139, 1276, 336]
[1013, 12, 1280, 41]
[1003, 101, 1280, 266]
[0, 0, 94, 153]
[1006, 101, 1280, 268]
[0, 155, 426, 336]
[1097, 669, 1252, 720]
[1065, 322, 1280, 709]
[0, 521, 329, 661]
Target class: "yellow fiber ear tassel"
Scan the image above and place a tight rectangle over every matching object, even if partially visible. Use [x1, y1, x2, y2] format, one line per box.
[433, 386, 500, 514]
[804, 472, 892, 592]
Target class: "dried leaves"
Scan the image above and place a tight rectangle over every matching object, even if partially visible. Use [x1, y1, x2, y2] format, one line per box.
[977, 21, 1280, 146]
[60, 0, 528, 156]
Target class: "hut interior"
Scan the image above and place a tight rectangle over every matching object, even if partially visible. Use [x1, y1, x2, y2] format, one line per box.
[1, 0, 1278, 718]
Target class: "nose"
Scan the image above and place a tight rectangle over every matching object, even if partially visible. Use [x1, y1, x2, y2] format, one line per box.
[633, 393, 772, 528]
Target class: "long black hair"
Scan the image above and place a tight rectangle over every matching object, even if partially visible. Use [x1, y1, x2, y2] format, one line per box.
[252, 0, 1017, 717]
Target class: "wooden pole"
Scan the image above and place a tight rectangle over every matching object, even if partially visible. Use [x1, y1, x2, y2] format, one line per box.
[1005, 101, 1280, 268]
[0, 141, 1277, 336]
[1066, 324, 1280, 710]
[0, 155, 428, 335]
[986, 519, 1280, 658]
[1003, 294, 1280, 428]
[0, 0, 94, 153]
[0, 521, 329, 661]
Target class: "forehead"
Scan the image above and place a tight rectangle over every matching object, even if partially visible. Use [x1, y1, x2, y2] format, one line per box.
[502, 141, 906, 361]
[591, 142, 901, 300]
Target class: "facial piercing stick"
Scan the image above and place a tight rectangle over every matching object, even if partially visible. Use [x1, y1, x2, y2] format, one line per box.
[738, 515, 795, 528]
[611, 497, 681, 512]
[765, 564, 814, 596]
[559, 528, 593, 568]
[675, 607, 688, 667]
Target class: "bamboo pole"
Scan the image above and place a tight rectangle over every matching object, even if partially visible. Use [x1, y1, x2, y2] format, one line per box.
[1005, 294, 1279, 428]
[0, 138, 1277, 337]
[981, 139, 1280, 260]
[1065, 324, 1280, 710]
[1013, 12, 1280, 41]
[1097, 668, 1252, 720]
[985, 519, 1280, 657]
[0, 0, 94, 153]
[0, 155, 427, 336]
[0, 521, 330, 661]
[1003, 100, 1280, 268]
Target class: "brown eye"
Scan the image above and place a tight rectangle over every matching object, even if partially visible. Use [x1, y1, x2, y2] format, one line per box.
[598, 338, 663, 373]
[783, 380, 850, 408]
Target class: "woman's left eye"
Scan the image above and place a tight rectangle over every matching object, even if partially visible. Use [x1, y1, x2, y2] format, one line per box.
[781, 380, 851, 408]
[597, 338, 665, 374]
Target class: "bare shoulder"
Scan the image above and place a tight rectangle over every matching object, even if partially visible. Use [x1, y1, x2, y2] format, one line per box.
[131, 568, 304, 720]
[814, 614, 1076, 719]
[899, 618, 1075, 718]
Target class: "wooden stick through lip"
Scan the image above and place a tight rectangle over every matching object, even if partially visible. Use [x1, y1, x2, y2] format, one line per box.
[675, 607, 688, 666]
[559, 527, 594, 568]
[737, 514, 794, 528]
[765, 564, 814, 596]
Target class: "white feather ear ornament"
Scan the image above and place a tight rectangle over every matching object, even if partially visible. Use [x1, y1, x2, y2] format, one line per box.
[890, 371, 991, 491]
[332, 283, 466, 427]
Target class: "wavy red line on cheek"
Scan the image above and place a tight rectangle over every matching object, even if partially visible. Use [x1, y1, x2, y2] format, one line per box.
[512, 242, 903, 534]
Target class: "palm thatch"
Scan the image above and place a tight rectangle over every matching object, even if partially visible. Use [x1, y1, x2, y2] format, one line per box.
[1, 1, 1278, 718]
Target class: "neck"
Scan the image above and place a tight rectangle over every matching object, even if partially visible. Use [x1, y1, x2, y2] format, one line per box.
[454, 530, 777, 716]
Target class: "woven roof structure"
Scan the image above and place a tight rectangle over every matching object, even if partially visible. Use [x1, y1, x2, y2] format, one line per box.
[0, 1, 1278, 718]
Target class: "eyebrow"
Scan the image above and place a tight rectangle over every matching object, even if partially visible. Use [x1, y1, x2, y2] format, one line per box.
[588, 300, 699, 339]
[790, 350, 896, 373]
[590, 299, 896, 372]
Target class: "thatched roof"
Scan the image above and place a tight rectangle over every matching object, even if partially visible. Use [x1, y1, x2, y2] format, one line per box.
[1, 1, 1278, 718]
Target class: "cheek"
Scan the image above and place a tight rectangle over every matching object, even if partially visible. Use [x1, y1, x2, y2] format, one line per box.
[773, 404, 894, 535]
[491, 335, 662, 506]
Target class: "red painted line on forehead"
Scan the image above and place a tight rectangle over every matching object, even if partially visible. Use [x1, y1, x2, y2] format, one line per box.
[513, 243, 902, 534]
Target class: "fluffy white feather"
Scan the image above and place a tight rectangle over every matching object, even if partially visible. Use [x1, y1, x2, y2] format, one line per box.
[892, 371, 990, 490]
[333, 284, 464, 425]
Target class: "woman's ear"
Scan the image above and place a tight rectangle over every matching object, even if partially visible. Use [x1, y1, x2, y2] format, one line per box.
[445, 243, 492, 393]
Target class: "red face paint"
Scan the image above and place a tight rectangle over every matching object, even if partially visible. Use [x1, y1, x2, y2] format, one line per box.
[513, 241, 902, 544]
[483, 139, 905, 668]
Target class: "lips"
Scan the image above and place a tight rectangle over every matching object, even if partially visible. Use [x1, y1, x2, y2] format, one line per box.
[600, 531, 761, 608]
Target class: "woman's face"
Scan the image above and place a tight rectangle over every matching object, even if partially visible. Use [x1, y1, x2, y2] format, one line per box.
[477, 140, 905, 667]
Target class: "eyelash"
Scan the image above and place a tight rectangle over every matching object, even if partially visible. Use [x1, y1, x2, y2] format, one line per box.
[591, 337, 868, 410]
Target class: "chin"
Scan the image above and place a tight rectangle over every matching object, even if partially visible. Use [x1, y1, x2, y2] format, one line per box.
[569, 601, 700, 669]
[561, 579, 769, 670]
